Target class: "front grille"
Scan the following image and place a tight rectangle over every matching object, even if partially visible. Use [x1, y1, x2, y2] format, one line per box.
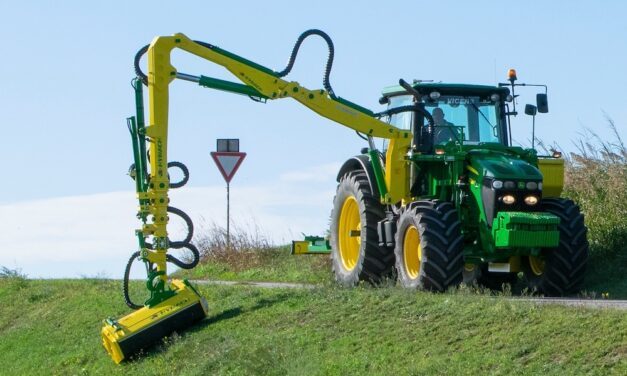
[481, 179, 542, 227]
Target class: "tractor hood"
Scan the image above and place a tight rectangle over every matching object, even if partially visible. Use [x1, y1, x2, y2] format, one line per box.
[468, 151, 542, 181]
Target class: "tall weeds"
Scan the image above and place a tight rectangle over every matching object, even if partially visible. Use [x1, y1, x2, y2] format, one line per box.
[194, 221, 278, 272]
[562, 117, 627, 259]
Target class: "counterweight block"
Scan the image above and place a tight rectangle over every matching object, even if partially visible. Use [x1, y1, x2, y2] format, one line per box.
[101, 279, 208, 364]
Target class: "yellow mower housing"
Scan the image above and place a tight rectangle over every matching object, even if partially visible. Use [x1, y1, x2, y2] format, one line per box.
[102, 279, 208, 364]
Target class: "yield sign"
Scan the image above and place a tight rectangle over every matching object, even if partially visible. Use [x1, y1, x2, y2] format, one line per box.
[210, 152, 246, 183]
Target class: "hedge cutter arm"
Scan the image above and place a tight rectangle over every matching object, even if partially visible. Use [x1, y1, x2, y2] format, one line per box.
[102, 30, 412, 364]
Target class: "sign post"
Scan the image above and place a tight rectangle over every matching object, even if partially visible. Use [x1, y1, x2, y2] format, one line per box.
[211, 139, 246, 248]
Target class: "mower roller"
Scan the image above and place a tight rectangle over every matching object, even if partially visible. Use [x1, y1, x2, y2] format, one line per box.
[103, 29, 588, 363]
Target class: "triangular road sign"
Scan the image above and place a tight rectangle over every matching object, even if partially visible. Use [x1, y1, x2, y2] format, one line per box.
[211, 152, 246, 183]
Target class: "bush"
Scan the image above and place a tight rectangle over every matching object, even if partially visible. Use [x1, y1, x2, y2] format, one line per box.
[0, 266, 27, 279]
[194, 221, 279, 272]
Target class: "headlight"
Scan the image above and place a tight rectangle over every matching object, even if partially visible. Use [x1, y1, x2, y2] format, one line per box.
[505, 94, 513, 102]
[429, 91, 441, 100]
[524, 196, 539, 206]
[501, 194, 516, 205]
[504, 181, 516, 190]
[492, 180, 503, 189]
[490, 93, 500, 102]
[526, 181, 538, 190]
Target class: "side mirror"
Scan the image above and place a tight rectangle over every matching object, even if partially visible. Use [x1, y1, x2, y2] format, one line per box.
[525, 104, 537, 116]
[536, 93, 549, 113]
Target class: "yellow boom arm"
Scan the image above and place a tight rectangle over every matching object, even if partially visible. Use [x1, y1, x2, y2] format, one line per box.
[143, 32, 412, 286]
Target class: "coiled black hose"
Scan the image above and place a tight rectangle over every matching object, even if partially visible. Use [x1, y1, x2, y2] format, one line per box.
[274, 29, 336, 98]
[124, 204, 199, 309]
[166, 206, 194, 244]
[127, 161, 190, 189]
[144, 206, 194, 248]
[123, 251, 143, 310]
[167, 161, 189, 189]
[133, 30, 337, 98]
[144, 205, 198, 267]
[166, 242, 200, 270]
[134, 44, 149, 85]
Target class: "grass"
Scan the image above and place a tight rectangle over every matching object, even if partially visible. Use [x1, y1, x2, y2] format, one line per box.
[177, 222, 331, 283]
[180, 246, 331, 283]
[0, 277, 625, 375]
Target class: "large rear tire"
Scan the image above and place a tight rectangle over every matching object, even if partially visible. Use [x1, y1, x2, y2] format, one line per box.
[523, 198, 589, 296]
[394, 200, 464, 291]
[330, 171, 394, 285]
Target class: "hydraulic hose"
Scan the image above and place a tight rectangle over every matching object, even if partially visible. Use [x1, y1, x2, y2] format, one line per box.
[134, 30, 337, 98]
[123, 251, 143, 310]
[274, 29, 336, 98]
[166, 242, 200, 270]
[168, 161, 190, 189]
[134, 44, 149, 85]
[375, 104, 435, 126]
[166, 206, 194, 244]
[144, 206, 194, 249]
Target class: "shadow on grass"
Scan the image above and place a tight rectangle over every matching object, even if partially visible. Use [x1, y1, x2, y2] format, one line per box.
[127, 293, 292, 364]
[582, 254, 627, 299]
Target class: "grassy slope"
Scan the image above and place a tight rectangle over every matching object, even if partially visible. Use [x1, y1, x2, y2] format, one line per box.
[0, 278, 625, 375]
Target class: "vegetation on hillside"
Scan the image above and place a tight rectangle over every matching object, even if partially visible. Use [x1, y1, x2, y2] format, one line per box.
[0, 278, 625, 375]
[559, 119, 627, 297]
[186, 223, 330, 283]
[562, 119, 627, 258]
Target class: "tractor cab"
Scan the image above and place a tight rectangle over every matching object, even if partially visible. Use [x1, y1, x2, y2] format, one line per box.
[381, 83, 511, 152]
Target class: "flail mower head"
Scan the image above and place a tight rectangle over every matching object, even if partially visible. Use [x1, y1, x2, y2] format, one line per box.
[102, 279, 208, 364]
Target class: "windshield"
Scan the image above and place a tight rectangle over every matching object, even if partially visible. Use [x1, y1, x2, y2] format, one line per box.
[387, 94, 503, 144]
[425, 96, 500, 144]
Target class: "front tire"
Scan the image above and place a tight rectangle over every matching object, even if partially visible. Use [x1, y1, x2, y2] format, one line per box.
[330, 171, 393, 285]
[523, 198, 589, 296]
[394, 200, 464, 291]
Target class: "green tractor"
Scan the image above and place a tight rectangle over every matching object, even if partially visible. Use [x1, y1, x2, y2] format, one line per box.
[330, 72, 588, 296]
[105, 30, 590, 364]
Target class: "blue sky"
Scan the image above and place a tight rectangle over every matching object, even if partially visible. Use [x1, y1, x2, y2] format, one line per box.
[1, 1, 626, 277]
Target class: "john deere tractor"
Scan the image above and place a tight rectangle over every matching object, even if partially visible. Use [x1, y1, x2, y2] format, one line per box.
[330, 74, 589, 295]
[102, 29, 588, 363]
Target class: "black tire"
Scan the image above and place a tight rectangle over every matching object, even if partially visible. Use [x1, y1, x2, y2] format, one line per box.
[394, 200, 464, 292]
[330, 171, 393, 286]
[523, 198, 589, 296]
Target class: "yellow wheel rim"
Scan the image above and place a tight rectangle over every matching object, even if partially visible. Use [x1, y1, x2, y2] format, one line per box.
[338, 196, 361, 271]
[529, 256, 545, 276]
[464, 264, 476, 272]
[403, 225, 422, 279]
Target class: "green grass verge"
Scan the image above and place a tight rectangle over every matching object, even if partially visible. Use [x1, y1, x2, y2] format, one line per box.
[0, 278, 625, 375]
